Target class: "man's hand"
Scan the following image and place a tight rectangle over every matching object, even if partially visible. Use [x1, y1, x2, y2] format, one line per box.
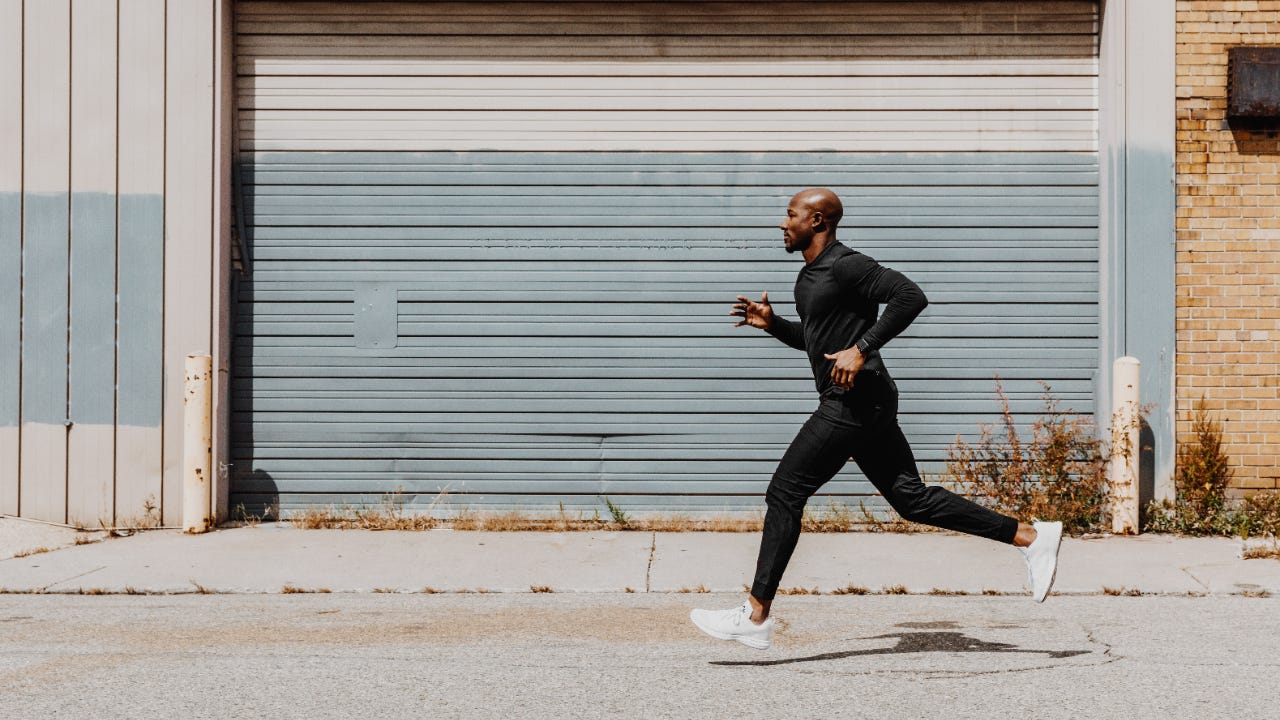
[824, 346, 865, 389]
[731, 292, 775, 331]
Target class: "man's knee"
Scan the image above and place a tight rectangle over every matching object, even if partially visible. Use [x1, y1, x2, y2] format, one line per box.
[886, 479, 937, 523]
[765, 475, 808, 517]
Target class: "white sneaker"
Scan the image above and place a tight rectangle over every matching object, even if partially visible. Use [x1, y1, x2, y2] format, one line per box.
[690, 600, 774, 650]
[1022, 520, 1064, 603]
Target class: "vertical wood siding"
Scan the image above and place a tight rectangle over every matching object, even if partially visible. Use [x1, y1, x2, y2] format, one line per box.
[21, 0, 72, 523]
[232, 1, 1101, 515]
[0, 0, 21, 516]
[1, 0, 225, 527]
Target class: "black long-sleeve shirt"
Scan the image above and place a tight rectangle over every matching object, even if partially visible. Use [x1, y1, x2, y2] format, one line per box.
[767, 241, 928, 397]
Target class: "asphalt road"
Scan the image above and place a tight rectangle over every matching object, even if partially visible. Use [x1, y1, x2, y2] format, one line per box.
[1, 593, 1276, 719]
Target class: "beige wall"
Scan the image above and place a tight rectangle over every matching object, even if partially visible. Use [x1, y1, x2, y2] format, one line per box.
[0, 0, 232, 527]
[1176, 0, 1280, 495]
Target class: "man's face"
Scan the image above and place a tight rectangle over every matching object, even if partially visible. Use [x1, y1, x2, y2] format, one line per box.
[780, 197, 816, 254]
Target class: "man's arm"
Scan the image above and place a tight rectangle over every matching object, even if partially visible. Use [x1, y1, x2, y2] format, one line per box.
[765, 314, 806, 351]
[824, 254, 929, 388]
[731, 292, 805, 351]
[840, 255, 929, 356]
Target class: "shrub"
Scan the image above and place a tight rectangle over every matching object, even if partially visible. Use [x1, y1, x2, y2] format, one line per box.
[1141, 397, 1280, 537]
[945, 378, 1109, 534]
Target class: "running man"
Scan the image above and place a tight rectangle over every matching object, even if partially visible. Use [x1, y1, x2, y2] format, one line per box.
[690, 188, 1063, 650]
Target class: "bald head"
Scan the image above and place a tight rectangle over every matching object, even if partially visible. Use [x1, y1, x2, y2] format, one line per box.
[791, 188, 843, 230]
[780, 188, 844, 258]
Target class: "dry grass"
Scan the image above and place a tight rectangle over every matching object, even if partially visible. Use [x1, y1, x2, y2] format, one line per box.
[947, 379, 1109, 534]
[1102, 586, 1143, 596]
[831, 584, 870, 595]
[530, 585, 553, 593]
[76, 588, 109, 595]
[777, 586, 821, 596]
[421, 587, 440, 594]
[1239, 589, 1272, 598]
[929, 588, 969, 596]
[981, 589, 1006, 596]
[373, 587, 399, 593]
[881, 584, 909, 595]
[283, 496, 942, 534]
[677, 585, 710, 594]
[13, 546, 51, 558]
[73, 534, 98, 546]
[1242, 542, 1280, 560]
[280, 585, 331, 594]
[624, 587, 636, 593]
[291, 499, 439, 531]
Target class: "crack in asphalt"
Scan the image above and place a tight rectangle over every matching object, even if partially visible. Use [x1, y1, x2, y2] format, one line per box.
[644, 532, 656, 593]
[38, 566, 108, 593]
[1180, 565, 1212, 592]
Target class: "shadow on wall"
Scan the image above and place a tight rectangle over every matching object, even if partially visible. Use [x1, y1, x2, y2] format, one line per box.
[1139, 418, 1155, 527]
[1228, 122, 1280, 154]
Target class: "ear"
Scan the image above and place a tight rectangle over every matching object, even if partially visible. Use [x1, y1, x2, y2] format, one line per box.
[810, 211, 826, 230]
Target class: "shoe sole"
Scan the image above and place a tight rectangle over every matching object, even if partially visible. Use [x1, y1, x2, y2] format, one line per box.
[689, 612, 771, 650]
[1034, 524, 1064, 603]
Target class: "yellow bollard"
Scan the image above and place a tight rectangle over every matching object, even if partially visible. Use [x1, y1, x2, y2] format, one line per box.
[183, 354, 213, 534]
[1109, 357, 1141, 534]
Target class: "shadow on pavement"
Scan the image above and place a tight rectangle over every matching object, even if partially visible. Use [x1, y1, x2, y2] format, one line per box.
[710, 631, 1091, 667]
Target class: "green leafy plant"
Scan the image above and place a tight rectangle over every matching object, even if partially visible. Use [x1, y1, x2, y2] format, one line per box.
[603, 497, 630, 527]
[945, 378, 1109, 534]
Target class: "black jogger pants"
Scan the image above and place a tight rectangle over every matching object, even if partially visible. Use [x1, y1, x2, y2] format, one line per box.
[751, 371, 1019, 602]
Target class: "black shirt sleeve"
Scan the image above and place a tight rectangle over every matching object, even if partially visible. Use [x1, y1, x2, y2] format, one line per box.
[833, 252, 928, 354]
[766, 315, 806, 351]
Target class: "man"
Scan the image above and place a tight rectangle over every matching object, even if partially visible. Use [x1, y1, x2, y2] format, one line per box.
[690, 188, 1062, 651]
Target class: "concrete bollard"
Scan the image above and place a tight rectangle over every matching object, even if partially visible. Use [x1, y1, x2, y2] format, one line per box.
[183, 354, 213, 534]
[1110, 356, 1141, 534]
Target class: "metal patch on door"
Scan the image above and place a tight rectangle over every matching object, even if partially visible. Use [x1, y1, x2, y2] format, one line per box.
[354, 283, 399, 349]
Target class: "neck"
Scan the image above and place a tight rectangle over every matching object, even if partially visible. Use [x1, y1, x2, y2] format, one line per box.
[802, 233, 837, 264]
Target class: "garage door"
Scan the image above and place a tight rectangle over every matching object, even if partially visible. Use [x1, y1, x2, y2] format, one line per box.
[231, 1, 1100, 516]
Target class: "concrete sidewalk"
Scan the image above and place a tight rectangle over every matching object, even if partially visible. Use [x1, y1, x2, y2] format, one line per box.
[0, 517, 1277, 597]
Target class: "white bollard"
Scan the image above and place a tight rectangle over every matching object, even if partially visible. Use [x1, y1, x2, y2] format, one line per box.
[1110, 356, 1141, 534]
[183, 354, 213, 534]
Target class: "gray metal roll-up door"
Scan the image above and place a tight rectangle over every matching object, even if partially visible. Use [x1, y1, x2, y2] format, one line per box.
[231, 1, 1100, 515]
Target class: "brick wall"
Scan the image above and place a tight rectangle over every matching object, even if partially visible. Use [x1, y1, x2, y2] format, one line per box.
[1176, 1, 1280, 495]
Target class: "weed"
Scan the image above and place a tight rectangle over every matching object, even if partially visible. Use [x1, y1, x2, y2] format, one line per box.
[946, 378, 1109, 534]
[421, 587, 439, 594]
[928, 588, 969, 596]
[981, 589, 1004, 596]
[831, 584, 869, 595]
[530, 585, 553, 593]
[13, 547, 50, 558]
[231, 502, 268, 527]
[603, 497, 630, 527]
[624, 587, 635, 593]
[677, 586, 711, 594]
[77, 588, 109, 595]
[1103, 586, 1142, 596]
[190, 580, 213, 595]
[280, 585, 328, 594]
[373, 588, 398, 593]
[73, 534, 97, 546]
[291, 491, 438, 531]
[1242, 539, 1280, 560]
[777, 586, 820, 595]
[1146, 399, 1280, 537]
[881, 584, 909, 595]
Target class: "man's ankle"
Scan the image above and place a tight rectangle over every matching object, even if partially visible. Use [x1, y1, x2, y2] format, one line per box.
[748, 594, 771, 624]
